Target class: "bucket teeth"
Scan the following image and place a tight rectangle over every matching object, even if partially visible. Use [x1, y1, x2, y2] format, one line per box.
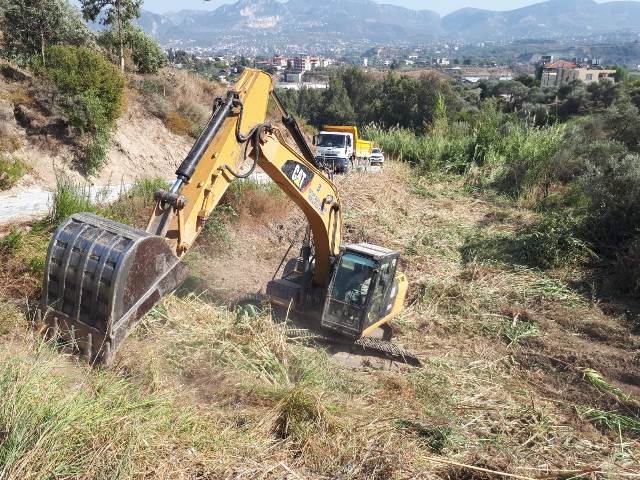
[39, 213, 188, 365]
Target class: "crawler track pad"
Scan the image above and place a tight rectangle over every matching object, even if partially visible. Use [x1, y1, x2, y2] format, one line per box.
[39, 213, 188, 365]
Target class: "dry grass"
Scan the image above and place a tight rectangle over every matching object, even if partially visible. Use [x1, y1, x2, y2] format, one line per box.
[0, 162, 638, 477]
[132, 68, 224, 138]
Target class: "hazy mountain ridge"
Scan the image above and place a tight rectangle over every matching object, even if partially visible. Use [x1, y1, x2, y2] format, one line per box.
[443, 0, 640, 39]
[137, 0, 640, 46]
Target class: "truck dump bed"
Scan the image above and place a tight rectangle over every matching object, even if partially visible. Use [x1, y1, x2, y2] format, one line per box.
[323, 125, 373, 160]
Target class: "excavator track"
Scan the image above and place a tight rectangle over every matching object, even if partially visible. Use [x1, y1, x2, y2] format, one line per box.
[283, 326, 421, 367]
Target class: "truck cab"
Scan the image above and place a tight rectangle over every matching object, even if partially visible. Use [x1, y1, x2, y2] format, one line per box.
[315, 131, 354, 173]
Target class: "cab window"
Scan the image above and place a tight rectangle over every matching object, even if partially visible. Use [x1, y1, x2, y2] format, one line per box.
[329, 253, 375, 306]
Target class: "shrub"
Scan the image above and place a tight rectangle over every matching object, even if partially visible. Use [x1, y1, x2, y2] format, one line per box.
[0, 156, 28, 190]
[84, 128, 111, 175]
[34, 46, 124, 174]
[0, 134, 24, 154]
[487, 121, 566, 200]
[612, 237, 640, 295]
[362, 123, 474, 173]
[36, 45, 124, 128]
[128, 27, 167, 74]
[579, 153, 640, 249]
[133, 70, 218, 139]
[515, 213, 592, 269]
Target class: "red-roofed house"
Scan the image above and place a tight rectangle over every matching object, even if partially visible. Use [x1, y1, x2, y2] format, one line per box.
[541, 60, 616, 87]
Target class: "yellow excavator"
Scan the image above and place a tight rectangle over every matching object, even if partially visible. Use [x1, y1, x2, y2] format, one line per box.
[37, 69, 412, 365]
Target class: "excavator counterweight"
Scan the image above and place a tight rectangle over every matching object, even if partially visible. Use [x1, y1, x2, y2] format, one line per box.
[37, 69, 411, 366]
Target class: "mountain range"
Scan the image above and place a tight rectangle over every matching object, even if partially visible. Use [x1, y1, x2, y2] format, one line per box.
[137, 0, 640, 46]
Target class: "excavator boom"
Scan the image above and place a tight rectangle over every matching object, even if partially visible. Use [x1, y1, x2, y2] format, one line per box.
[38, 69, 406, 365]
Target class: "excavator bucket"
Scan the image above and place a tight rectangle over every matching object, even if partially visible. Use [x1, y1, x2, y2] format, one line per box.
[38, 212, 188, 365]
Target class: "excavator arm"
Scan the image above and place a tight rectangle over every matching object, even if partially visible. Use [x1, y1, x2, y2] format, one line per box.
[147, 69, 341, 284]
[38, 69, 343, 364]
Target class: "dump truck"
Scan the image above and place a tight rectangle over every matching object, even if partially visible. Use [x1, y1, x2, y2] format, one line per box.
[37, 69, 416, 366]
[314, 125, 374, 173]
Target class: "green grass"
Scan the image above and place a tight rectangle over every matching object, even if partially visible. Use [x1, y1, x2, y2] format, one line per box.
[581, 408, 640, 434]
[44, 177, 96, 226]
[582, 369, 632, 403]
[0, 157, 28, 190]
[504, 318, 539, 345]
[44, 176, 168, 229]
[0, 229, 23, 254]
[395, 419, 454, 454]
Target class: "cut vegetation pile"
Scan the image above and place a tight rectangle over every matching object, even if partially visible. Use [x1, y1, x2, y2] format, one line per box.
[0, 162, 638, 478]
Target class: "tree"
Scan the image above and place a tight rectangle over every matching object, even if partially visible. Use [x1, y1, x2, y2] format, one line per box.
[80, 0, 142, 72]
[0, 0, 90, 66]
[99, 26, 166, 74]
[320, 76, 355, 126]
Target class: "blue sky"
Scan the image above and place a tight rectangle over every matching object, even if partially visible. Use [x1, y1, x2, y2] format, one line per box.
[141, 0, 624, 16]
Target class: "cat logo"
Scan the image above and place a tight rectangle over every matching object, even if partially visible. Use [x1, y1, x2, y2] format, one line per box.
[282, 160, 314, 193]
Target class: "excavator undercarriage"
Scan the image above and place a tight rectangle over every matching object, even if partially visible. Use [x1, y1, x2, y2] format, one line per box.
[36, 68, 417, 367]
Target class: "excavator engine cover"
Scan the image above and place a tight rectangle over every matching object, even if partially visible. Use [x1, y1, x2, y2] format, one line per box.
[39, 213, 188, 365]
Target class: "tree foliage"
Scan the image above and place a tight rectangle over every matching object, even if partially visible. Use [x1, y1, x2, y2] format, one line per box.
[35, 45, 124, 174]
[279, 69, 462, 131]
[0, 0, 91, 65]
[98, 26, 166, 74]
[80, 0, 142, 72]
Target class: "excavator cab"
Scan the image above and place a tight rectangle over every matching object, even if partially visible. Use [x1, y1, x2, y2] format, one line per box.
[321, 244, 404, 339]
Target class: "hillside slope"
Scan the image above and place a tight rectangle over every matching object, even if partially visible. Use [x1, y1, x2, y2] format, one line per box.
[0, 162, 637, 478]
[0, 65, 193, 191]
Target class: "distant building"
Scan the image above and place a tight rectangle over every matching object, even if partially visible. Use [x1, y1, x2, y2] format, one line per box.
[272, 55, 289, 71]
[362, 58, 369, 67]
[446, 66, 513, 83]
[539, 54, 554, 65]
[292, 55, 312, 73]
[541, 60, 616, 87]
[432, 57, 450, 66]
[291, 55, 333, 73]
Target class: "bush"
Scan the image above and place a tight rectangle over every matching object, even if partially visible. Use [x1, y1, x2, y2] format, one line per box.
[133, 71, 216, 138]
[36, 45, 124, 129]
[98, 27, 167, 75]
[579, 153, 640, 249]
[165, 111, 193, 136]
[34, 46, 124, 174]
[487, 122, 566, 200]
[515, 213, 592, 269]
[0, 156, 28, 190]
[84, 128, 111, 175]
[0, 134, 24, 154]
[363, 123, 474, 173]
[612, 237, 640, 295]
[128, 28, 167, 74]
